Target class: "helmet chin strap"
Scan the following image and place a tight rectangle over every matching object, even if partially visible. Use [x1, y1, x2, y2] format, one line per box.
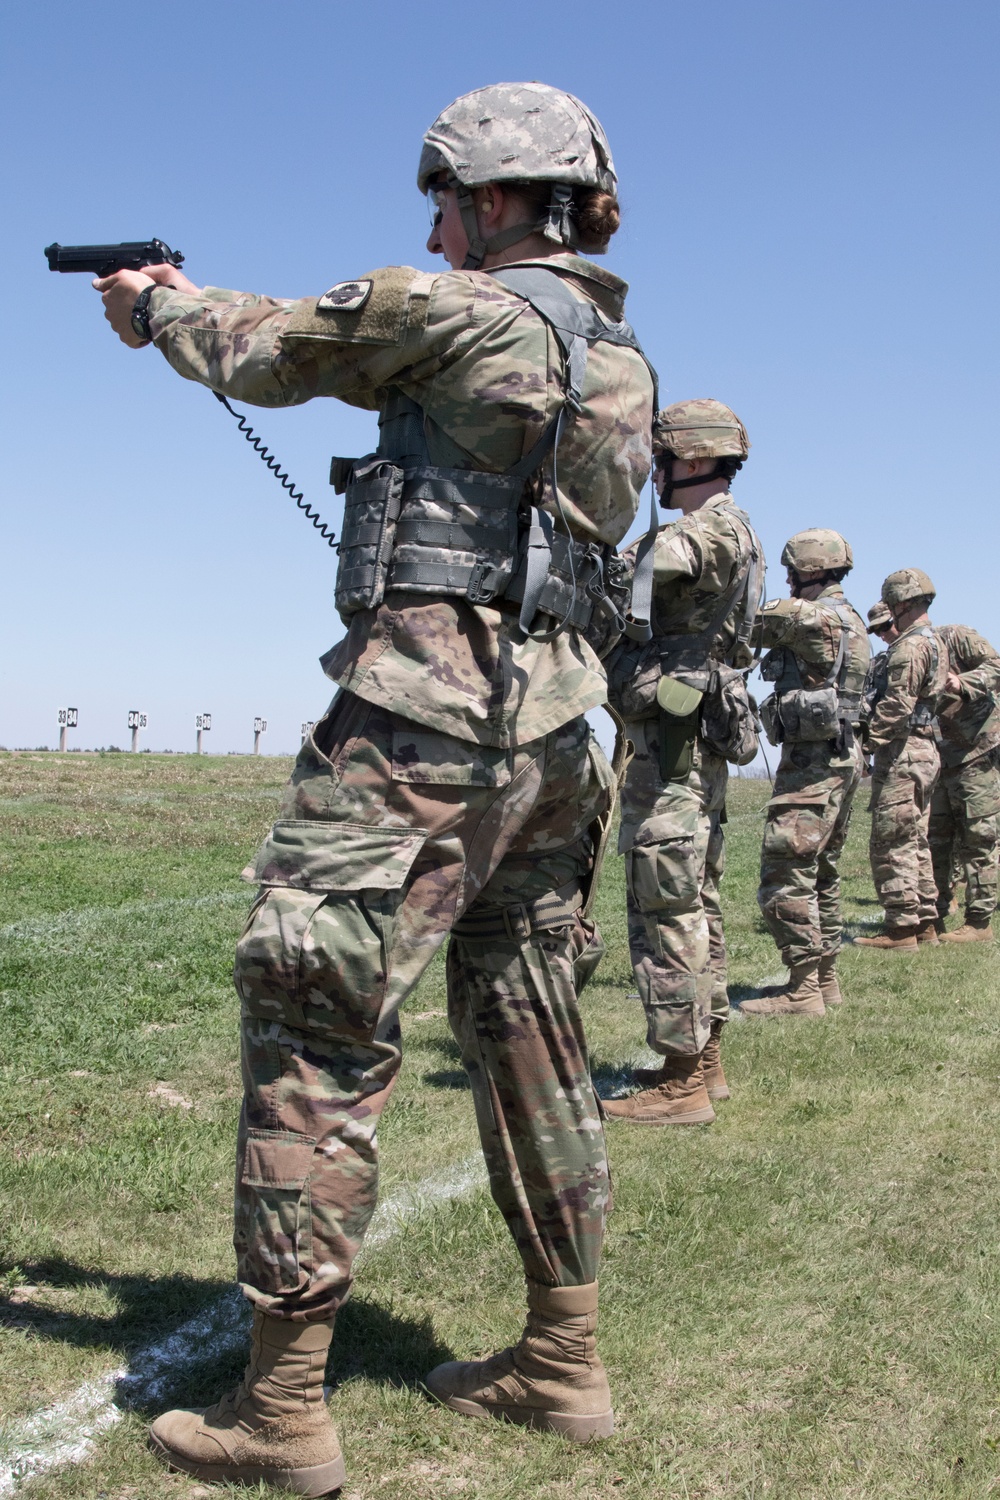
[659, 457, 727, 507]
[456, 182, 578, 270]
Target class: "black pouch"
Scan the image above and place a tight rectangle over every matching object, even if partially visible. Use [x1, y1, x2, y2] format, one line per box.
[333, 458, 404, 619]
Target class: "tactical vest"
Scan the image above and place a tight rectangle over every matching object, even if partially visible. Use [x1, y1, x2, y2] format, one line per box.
[605, 499, 763, 722]
[329, 266, 657, 645]
[859, 650, 889, 726]
[759, 599, 868, 744]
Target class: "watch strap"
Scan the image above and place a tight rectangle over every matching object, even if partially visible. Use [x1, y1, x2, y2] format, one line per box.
[131, 284, 157, 343]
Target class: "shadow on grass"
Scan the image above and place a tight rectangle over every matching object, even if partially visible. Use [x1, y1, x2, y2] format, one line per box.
[423, 1068, 470, 1090]
[0, 1259, 453, 1414]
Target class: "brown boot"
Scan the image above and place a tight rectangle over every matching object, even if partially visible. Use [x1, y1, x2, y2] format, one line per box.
[740, 962, 825, 1017]
[148, 1311, 344, 1496]
[854, 925, 918, 950]
[916, 919, 940, 945]
[602, 1052, 716, 1125]
[702, 1018, 730, 1100]
[941, 920, 994, 943]
[425, 1281, 613, 1441]
[817, 954, 843, 1006]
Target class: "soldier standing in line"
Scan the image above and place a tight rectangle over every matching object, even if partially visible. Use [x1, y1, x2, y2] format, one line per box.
[602, 401, 764, 1125]
[92, 83, 656, 1491]
[741, 532, 870, 1017]
[929, 623, 1000, 943]
[855, 569, 948, 951]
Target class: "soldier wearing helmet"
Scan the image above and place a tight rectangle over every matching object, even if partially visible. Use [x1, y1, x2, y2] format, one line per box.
[603, 399, 765, 1124]
[93, 83, 656, 1486]
[741, 529, 870, 1016]
[855, 569, 948, 950]
[927, 623, 1000, 943]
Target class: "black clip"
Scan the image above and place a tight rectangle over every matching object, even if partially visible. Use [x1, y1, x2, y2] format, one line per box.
[466, 561, 500, 604]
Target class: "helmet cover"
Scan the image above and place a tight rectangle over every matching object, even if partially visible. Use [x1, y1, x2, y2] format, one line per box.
[780, 529, 854, 574]
[881, 568, 936, 607]
[652, 399, 750, 462]
[867, 601, 893, 632]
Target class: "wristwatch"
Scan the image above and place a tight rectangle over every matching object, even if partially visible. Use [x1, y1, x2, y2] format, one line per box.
[130, 284, 157, 343]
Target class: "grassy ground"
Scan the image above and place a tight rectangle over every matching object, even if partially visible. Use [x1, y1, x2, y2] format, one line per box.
[1, 749, 999, 1499]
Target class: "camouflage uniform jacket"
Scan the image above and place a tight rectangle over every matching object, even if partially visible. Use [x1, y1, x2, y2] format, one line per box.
[867, 622, 948, 750]
[146, 255, 654, 748]
[637, 493, 762, 663]
[935, 624, 1000, 770]
[752, 585, 870, 712]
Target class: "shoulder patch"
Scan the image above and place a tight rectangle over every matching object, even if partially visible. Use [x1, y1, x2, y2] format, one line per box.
[317, 280, 373, 312]
[285, 266, 425, 346]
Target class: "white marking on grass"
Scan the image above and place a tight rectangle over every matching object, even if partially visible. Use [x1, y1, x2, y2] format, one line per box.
[0, 892, 249, 945]
[0, 1154, 488, 1492]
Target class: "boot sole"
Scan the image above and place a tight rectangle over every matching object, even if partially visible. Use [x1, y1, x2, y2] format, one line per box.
[607, 1103, 717, 1125]
[432, 1391, 614, 1441]
[148, 1431, 347, 1496]
[739, 1006, 825, 1019]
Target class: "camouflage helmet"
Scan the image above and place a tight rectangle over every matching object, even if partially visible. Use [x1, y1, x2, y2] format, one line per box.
[652, 399, 750, 461]
[867, 601, 894, 633]
[780, 529, 854, 574]
[881, 568, 936, 607]
[418, 83, 616, 268]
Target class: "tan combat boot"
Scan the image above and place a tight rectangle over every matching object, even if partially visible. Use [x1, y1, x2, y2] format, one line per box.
[916, 920, 940, 945]
[148, 1311, 344, 1496]
[817, 954, 843, 1006]
[941, 920, 994, 943]
[740, 962, 825, 1017]
[602, 1052, 716, 1125]
[425, 1281, 613, 1441]
[701, 1018, 731, 1100]
[854, 925, 918, 950]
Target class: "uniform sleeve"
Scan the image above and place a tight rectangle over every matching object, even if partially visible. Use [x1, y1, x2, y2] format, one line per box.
[650, 522, 701, 584]
[751, 596, 802, 648]
[867, 637, 931, 747]
[146, 266, 440, 409]
[948, 627, 1000, 702]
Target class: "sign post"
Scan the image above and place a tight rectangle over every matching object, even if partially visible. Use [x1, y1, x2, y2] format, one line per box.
[196, 712, 212, 754]
[253, 717, 267, 756]
[127, 710, 147, 753]
[57, 707, 78, 753]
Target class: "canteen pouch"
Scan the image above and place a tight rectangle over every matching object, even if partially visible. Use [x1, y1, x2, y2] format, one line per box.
[777, 685, 841, 742]
[333, 457, 404, 619]
[760, 692, 783, 747]
[656, 676, 704, 782]
[700, 665, 761, 765]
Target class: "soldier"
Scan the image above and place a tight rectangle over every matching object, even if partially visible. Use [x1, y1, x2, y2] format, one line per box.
[929, 623, 1000, 942]
[602, 400, 764, 1124]
[855, 569, 948, 951]
[742, 532, 870, 1017]
[93, 83, 656, 1490]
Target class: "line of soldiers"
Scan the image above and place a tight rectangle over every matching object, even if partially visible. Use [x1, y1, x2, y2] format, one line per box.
[604, 401, 1000, 1127]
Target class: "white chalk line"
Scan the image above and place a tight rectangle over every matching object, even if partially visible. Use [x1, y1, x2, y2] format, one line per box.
[0, 1153, 486, 1494]
[0, 892, 250, 946]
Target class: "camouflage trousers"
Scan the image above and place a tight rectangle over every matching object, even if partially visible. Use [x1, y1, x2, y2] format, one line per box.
[233, 692, 614, 1321]
[757, 738, 863, 966]
[619, 721, 729, 1057]
[868, 734, 940, 930]
[929, 755, 1000, 923]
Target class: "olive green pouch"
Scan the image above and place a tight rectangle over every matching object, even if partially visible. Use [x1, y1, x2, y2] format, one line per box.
[655, 677, 704, 782]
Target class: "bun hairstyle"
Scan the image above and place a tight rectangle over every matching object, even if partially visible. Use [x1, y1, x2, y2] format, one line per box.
[499, 181, 621, 252]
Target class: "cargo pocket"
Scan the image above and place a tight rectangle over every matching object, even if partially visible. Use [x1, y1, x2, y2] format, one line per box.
[236, 819, 427, 1034]
[872, 780, 916, 844]
[625, 810, 702, 917]
[234, 1127, 316, 1295]
[762, 791, 832, 860]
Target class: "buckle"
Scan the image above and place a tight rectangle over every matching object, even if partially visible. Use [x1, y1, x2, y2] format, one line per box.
[502, 904, 531, 941]
[466, 561, 500, 604]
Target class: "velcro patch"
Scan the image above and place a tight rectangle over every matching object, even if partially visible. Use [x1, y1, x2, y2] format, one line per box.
[317, 279, 373, 312]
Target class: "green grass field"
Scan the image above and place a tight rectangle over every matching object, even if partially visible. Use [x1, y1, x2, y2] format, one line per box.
[2, 748, 999, 1499]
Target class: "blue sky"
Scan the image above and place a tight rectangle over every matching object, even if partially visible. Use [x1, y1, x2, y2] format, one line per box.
[3, 0, 997, 754]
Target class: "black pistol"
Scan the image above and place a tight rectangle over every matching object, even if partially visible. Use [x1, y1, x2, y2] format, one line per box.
[44, 239, 185, 277]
